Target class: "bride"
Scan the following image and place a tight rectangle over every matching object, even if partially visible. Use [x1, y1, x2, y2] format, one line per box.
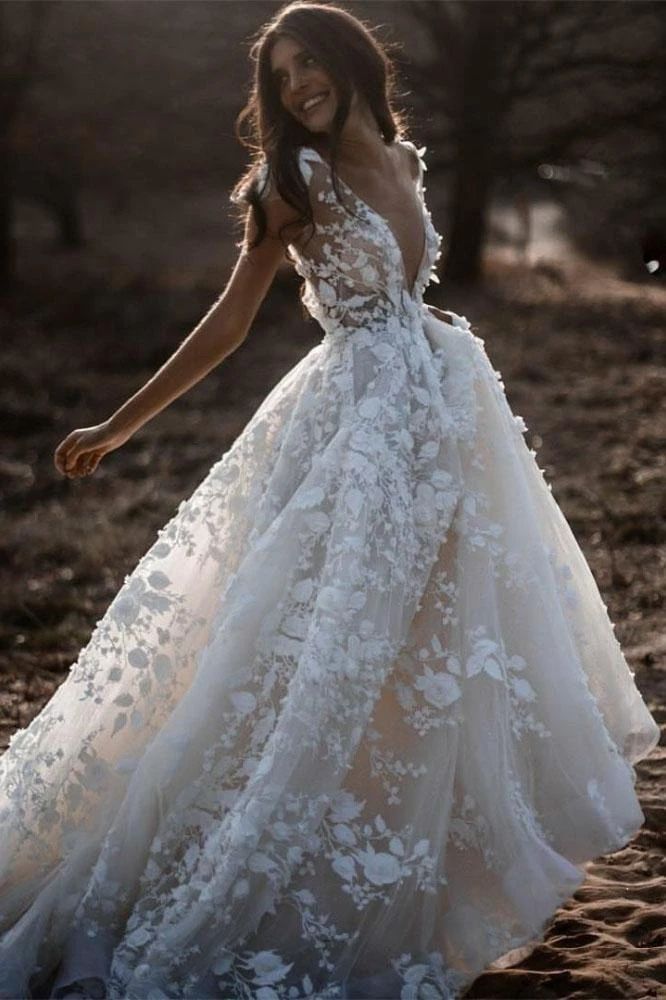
[0, 2, 659, 998]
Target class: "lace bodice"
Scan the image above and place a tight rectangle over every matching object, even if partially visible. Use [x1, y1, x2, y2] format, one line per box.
[259, 140, 442, 342]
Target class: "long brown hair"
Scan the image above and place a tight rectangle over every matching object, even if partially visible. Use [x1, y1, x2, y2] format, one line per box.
[231, 0, 409, 254]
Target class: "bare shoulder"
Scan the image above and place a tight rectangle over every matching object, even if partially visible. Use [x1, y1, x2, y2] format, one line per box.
[262, 193, 307, 244]
[246, 170, 307, 248]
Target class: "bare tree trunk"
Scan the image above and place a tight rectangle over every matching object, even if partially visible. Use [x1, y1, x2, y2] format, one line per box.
[0, 4, 10, 288]
[0, 139, 12, 289]
[444, 3, 503, 283]
[0, 1, 50, 286]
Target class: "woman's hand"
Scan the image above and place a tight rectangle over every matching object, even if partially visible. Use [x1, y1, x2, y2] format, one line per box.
[54, 420, 132, 479]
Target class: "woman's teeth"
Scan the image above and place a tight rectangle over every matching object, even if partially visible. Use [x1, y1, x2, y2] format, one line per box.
[302, 92, 328, 113]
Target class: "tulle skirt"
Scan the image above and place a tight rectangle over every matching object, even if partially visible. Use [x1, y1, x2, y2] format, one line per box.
[0, 307, 659, 999]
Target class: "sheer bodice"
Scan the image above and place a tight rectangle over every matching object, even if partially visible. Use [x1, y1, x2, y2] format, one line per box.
[285, 142, 441, 341]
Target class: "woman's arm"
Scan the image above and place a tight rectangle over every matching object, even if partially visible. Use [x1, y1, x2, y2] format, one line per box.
[54, 195, 303, 478]
[102, 196, 304, 437]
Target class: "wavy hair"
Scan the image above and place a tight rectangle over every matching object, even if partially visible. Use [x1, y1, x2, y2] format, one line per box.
[230, 0, 409, 255]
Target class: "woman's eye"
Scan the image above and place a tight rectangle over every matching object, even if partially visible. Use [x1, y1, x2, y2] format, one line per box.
[275, 54, 316, 87]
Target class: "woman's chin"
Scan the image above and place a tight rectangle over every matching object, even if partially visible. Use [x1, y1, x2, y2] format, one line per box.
[299, 107, 333, 131]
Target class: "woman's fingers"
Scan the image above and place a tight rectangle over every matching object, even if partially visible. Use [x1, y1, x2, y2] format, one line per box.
[55, 431, 81, 474]
[54, 425, 117, 478]
[65, 445, 84, 476]
[76, 452, 95, 477]
[54, 440, 69, 473]
[55, 438, 97, 478]
[78, 448, 105, 477]
[84, 452, 100, 475]
[56, 436, 83, 475]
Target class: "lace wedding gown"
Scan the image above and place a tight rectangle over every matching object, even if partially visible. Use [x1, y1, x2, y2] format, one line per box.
[0, 141, 660, 1000]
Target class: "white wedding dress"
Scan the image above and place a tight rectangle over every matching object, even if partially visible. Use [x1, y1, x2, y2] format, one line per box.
[0, 141, 660, 1000]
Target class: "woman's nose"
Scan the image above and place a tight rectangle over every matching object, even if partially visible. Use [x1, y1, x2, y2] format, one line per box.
[287, 70, 307, 95]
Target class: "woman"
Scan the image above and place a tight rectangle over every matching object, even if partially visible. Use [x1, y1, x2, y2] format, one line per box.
[0, 2, 659, 998]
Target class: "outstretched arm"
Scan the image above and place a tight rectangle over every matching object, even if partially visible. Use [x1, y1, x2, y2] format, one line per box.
[54, 195, 303, 479]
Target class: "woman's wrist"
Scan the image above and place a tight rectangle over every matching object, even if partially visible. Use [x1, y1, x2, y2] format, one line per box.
[106, 408, 142, 443]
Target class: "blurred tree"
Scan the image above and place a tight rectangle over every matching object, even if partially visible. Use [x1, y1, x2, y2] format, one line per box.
[407, 0, 666, 283]
[5, 1, 664, 288]
[0, 0, 52, 286]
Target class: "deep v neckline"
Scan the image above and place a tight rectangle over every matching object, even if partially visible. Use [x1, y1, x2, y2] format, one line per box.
[304, 143, 428, 299]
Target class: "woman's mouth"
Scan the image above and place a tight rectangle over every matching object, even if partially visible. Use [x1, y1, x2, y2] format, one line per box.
[300, 91, 329, 115]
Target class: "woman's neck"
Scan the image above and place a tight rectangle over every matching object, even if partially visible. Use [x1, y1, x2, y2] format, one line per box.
[315, 98, 390, 170]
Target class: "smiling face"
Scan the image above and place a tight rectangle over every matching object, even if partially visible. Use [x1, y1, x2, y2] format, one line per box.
[269, 35, 340, 133]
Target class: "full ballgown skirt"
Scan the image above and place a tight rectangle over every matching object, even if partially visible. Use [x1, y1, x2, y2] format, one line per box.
[0, 142, 659, 1000]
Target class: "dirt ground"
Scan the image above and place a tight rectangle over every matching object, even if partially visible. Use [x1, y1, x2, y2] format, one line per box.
[1, 251, 664, 998]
